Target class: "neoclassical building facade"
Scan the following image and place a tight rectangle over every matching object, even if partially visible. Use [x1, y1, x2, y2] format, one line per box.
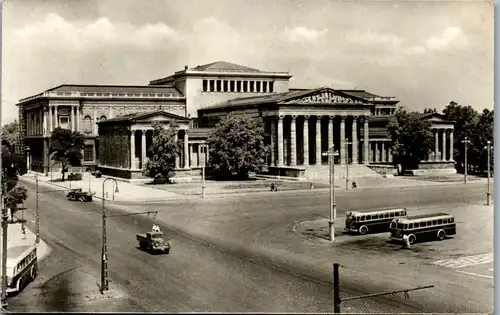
[16, 61, 456, 181]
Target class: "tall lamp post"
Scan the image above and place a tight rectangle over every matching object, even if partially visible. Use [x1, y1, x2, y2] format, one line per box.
[485, 140, 493, 205]
[101, 178, 119, 293]
[462, 137, 471, 184]
[322, 147, 339, 242]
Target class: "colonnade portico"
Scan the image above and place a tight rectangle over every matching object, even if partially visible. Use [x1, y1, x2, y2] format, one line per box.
[269, 114, 372, 166]
[43, 104, 81, 135]
[425, 127, 455, 162]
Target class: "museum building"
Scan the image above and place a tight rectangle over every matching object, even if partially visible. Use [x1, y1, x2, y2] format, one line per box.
[16, 61, 456, 182]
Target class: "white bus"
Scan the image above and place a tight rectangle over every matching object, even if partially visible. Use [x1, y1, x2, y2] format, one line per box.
[390, 212, 456, 244]
[6, 244, 38, 294]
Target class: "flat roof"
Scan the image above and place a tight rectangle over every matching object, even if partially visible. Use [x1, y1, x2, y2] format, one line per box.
[349, 208, 407, 215]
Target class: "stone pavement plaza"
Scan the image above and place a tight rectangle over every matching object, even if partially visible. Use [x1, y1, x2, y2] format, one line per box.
[21, 171, 489, 204]
[1, 221, 51, 264]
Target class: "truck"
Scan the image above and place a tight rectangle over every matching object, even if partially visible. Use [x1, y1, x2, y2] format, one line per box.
[136, 231, 171, 254]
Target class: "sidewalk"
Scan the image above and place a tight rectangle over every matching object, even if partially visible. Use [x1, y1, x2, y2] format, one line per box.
[21, 172, 194, 203]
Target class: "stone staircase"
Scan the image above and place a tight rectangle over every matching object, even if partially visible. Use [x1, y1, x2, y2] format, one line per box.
[305, 164, 382, 183]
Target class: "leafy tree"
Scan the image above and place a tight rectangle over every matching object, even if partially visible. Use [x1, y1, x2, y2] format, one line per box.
[207, 114, 269, 179]
[1, 120, 18, 152]
[4, 185, 28, 222]
[49, 127, 85, 181]
[470, 109, 494, 173]
[2, 153, 27, 194]
[387, 108, 434, 174]
[143, 121, 181, 182]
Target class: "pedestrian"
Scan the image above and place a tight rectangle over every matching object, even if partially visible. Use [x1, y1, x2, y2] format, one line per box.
[310, 183, 314, 190]
[270, 183, 275, 191]
[402, 234, 411, 249]
[352, 181, 357, 189]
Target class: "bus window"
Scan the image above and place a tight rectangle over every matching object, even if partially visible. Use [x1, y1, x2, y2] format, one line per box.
[366, 215, 371, 220]
[409, 223, 414, 229]
[361, 216, 365, 221]
[390, 222, 396, 229]
[397, 223, 403, 229]
[356, 217, 360, 222]
[384, 213, 389, 218]
[415, 222, 420, 228]
[378, 214, 383, 219]
[390, 212, 395, 217]
[404, 223, 408, 229]
[432, 220, 437, 225]
[450, 218, 454, 223]
[438, 219, 442, 225]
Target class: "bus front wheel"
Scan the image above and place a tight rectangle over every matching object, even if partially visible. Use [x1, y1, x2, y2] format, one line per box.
[408, 234, 416, 244]
[437, 230, 446, 241]
[359, 226, 368, 235]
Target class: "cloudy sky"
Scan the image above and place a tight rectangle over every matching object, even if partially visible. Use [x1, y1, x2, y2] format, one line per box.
[2, 0, 493, 124]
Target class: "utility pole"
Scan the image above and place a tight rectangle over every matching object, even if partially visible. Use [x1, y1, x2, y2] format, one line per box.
[345, 139, 353, 190]
[101, 178, 119, 293]
[462, 137, 471, 184]
[322, 147, 339, 242]
[36, 172, 40, 244]
[333, 263, 340, 313]
[485, 140, 493, 206]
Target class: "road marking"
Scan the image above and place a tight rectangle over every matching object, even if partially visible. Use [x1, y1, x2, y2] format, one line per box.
[433, 253, 493, 269]
[456, 270, 493, 279]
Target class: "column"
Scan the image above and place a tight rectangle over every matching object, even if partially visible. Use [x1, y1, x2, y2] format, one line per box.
[71, 106, 75, 132]
[369, 142, 373, 162]
[55, 106, 60, 128]
[290, 116, 297, 166]
[363, 117, 369, 164]
[270, 119, 276, 166]
[109, 106, 113, 119]
[183, 130, 189, 168]
[277, 116, 284, 166]
[93, 107, 97, 135]
[340, 116, 346, 164]
[130, 130, 136, 169]
[43, 139, 49, 173]
[141, 130, 147, 168]
[206, 145, 210, 165]
[328, 116, 334, 149]
[381, 142, 386, 162]
[48, 106, 53, 133]
[434, 129, 439, 161]
[375, 142, 380, 162]
[197, 144, 201, 167]
[442, 130, 447, 161]
[388, 149, 393, 163]
[352, 116, 358, 164]
[175, 132, 180, 169]
[315, 116, 321, 165]
[303, 116, 309, 165]
[449, 130, 454, 161]
[43, 108, 48, 136]
[76, 105, 80, 132]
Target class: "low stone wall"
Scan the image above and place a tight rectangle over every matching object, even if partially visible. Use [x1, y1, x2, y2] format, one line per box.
[266, 166, 307, 180]
[407, 161, 457, 175]
[367, 164, 398, 176]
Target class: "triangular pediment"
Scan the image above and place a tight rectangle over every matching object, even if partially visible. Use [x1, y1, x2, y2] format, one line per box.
[422, 113, 454, 123]
[133, 111, 189, 122]
[279, 87, 371, 105]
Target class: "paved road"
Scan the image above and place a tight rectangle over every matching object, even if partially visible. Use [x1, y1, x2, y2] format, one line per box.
[105, 181, 493, 313]
[9, 179, 420, 313]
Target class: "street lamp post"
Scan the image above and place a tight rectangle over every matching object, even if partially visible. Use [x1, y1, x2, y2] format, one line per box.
[35, 172, 40, 244]
[485, 140, 493, 206]
[101, 178, 119, 293]
[88, 169, 92, 193]
[1, 181, 7, 308]
[461, 137, 471, 184]
[322, 147, 339, 242]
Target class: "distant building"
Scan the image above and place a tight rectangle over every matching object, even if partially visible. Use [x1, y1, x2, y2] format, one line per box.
[16, 61, 456, 181]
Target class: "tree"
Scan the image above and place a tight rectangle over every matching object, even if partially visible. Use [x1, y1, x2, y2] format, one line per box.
[1, 120, 18, 153]
[387, 108, 434, 174]
[2, 152, 27, 194]
[143, 121, 181, 182]
[49, 128, 85, 181]
[470, 109, 494, 173]
[207, 114, 269, 179]
[4, 185, 28, 222]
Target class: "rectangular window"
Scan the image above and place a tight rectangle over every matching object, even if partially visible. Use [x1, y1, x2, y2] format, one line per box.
[438, 219, 443, 225]
[210, 80, 215, 92]
[84, 145, 93, 162]
[249, 81, 255, 92]
[202, 80, 208, 92]
[256, 81, 261, 92]
[216, 80, 222, 91]
[269, 81, 274, 92]
[409, 223, 414, 229]
[230, 81, 235, 92]
[59, 116, 70, 129]
[360, 216, 365, 221]
[223, 80, 228, 92]
[263, 81, 268, 92]
[432, 220, 437, 225]
[366, 215, 371, 220]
